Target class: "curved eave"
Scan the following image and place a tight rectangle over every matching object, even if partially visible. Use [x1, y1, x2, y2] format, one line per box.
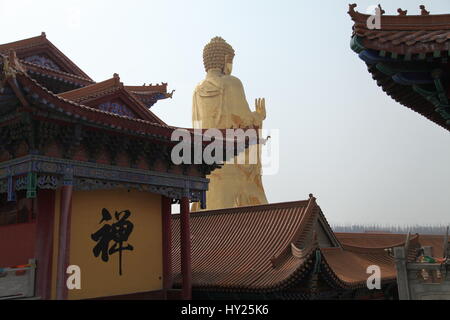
[18, 73, 175, 139]
[367, 61, 449, 132]
[349, 33, 450, 132]
[348, 4, 450, 31]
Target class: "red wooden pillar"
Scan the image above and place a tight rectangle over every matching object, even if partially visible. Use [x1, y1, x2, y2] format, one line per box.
[56, 185, 73, 300]
[161, 196, 172, 299]
[34, 189, 56, 300]
[180, 196, 191, 300]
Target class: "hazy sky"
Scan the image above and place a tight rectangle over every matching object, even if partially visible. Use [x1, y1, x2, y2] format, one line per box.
[1, 0, 449, 225]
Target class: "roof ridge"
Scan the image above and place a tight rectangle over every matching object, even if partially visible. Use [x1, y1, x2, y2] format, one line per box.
[58, 75, 168, 126]
[0, 34, 46, 52]
[269, 196, 318, 268]
[348, 4, 450, 31]
[173, 199, 311, 218]
[58, 76, 121, 100]
[341, 233, 420, 251]
[16, 71, 172, 132]
[0, 33, 92, 80]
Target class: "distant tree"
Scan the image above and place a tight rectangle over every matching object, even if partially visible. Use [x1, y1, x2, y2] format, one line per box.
[332, 224, 449, 235]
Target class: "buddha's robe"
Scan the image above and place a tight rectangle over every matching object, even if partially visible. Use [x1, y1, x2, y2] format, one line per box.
[191, 70, 268, 211]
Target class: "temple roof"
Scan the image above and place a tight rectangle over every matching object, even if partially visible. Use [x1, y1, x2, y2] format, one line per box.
[171, 196, 413, 293]
[348, 4, 450, 132]
[0, 54, 173, 139]
[0, 52, 244, 175]
[0, 33, 92, 83]
[125, 84, 174, 109]
[0, 34, 172, 106]
[349, 4, 450, 55]
[337, 232, 446, 257]
[58, 74, 167, 123]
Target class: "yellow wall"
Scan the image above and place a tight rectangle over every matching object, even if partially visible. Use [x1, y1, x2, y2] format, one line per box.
[51, 189, 163, 300]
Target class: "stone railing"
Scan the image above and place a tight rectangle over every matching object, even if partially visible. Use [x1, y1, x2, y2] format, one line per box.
[394, 230, 450, 300]
[0, 259, 36, 300]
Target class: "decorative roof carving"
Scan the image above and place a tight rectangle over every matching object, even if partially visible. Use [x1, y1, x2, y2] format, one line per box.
[420, 5, 430, 16]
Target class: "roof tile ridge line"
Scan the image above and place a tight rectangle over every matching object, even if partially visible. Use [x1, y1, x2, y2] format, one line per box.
[59, 77, 119, 98]
[126, 83, 168, 92]
[349, 3, 425, 19]
[20, 58, 94, 83]
[184, 199, 311, 218]
[121, 85, 168, 126]
[2, 34, 93, 81]
[60, 75, 169, 126]
[64, 86, 122, 103]
[341, 233, 420, 251]
[42, 36, 93, 81]
[315, 205, 342, 248]
[269, 196, 318, 268]
[0, 33, 43, 47]
[348, 4, 450, 28]
[16, 72, 172, 130]
[0, 34, 45, 52]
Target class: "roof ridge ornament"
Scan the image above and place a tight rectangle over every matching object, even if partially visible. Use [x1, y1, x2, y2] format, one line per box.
[420, 5, 430, 16]
[397, 8, 407, 16]
[167, 89, 175, 99]
[112, 73, 123, 88]
[377, 4, 385, 15]
[1, 50, 26, 83]
[348, 3, 357, 16]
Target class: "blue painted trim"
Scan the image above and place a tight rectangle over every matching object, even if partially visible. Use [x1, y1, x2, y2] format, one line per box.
[0, 155, 209, 201]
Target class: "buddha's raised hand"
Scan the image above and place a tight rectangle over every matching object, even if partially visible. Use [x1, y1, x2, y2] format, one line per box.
[254, 98, 266, 125]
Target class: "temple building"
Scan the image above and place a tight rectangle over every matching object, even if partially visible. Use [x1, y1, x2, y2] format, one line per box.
[0, 33, 219, 300]
[169, 8, 450, 300]
[2, 4, 450, 300]
[348, 4, 450, 131]
[172, 195, 430, 300]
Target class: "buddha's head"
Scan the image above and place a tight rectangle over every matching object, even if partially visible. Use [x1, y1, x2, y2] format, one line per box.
[203, 37, 235, 75]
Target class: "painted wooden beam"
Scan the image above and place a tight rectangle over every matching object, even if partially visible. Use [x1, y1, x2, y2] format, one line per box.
[56, 185, 73, 300]
[180, 196, 191, 300]
[34, 189, 56, 300]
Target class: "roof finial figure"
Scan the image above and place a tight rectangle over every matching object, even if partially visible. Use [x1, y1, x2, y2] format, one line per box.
[1, 50, 26, 89]
[397, 8, 407, 16]
[7, 50, 26, 73]
[420, 5, 429, 16]
[348, 3, 357, 15]
[41, 32, 46, 38]
[377, 4, 385, 15]
[167, 89, 175, 99]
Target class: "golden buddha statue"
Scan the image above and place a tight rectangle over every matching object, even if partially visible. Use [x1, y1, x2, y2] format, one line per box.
[191, 37, 268, 211]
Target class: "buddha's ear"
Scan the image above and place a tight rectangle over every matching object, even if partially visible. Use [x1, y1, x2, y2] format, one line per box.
[223, 54, 229, 73]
